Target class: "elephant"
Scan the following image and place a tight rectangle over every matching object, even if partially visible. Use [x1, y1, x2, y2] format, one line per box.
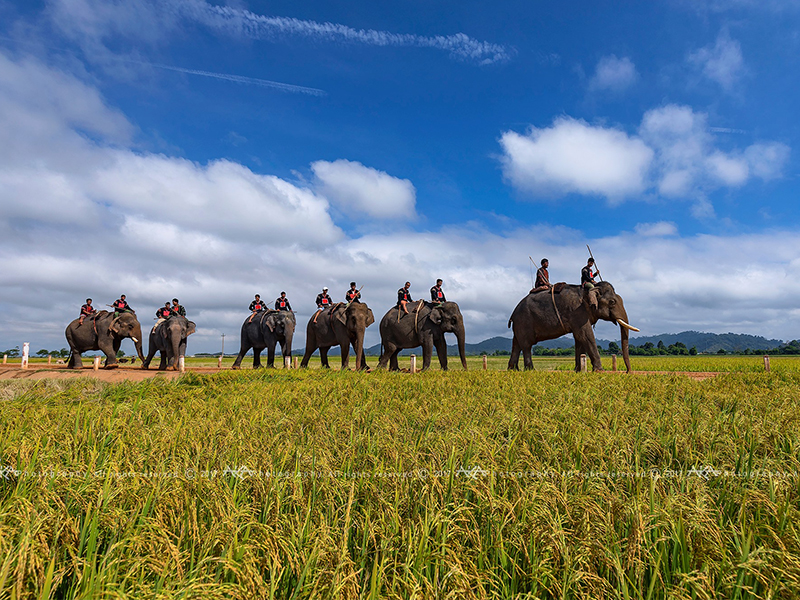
[232, 310, 295, 369]
[507, 281, 639, 372]
[142, 314, 196, 371]
[65, 310, 145, 369]
[300, 302, 374, 370]
[378, 301, 467, 371]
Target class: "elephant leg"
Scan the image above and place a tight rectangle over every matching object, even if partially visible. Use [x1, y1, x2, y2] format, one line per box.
[99, 340, 118, 369]
[68, 350, 82, 369]
[231, 344, 249, 369]
[434, 336, 449, 371]
[508, 336, 521, 371]
[300, 346, 315, 368]
[319, 347, 331, 369]
[253, 347, 264, 369]
[574, 338, 584, 372]
[522, 345, 534, 371]
[340, 341, 351, 370]
[280, 342, 291, 368]
[390, 349, 401, 371]
[266, 344, 276, 369]
[158, 352, 167, 370]
[378, 341, 396, 370]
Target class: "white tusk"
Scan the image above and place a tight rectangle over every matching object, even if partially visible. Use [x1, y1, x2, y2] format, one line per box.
[131, 337, 139, 343]
[617, 319, 640, 332]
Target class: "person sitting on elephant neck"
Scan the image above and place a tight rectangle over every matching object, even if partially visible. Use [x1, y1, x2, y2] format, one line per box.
[531, 258, 553, 294]
[581, 258, 600, 309]
[171, 298, 186, 318]
[249, 294, 265, 322]
[397, 282, 413, 316]
[79, 298, 96, 326]
[314, 287, 333, 322]
[430, 279, 446, 304]
[275, 292, 292, 312]
[154, 302, 172, 331]
[346, 282, 361, 304]
[112, 295, 133, 317]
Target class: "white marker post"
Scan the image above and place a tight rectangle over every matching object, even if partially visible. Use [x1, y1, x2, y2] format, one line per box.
[93, 356, 100, 371]
[179, 356, 185, 373]
[217, 355, 222, 368]
[764, 356, 770, 373]
[21, 343, 29, 369]
[284, 356, 291, 369]
[48, 355, 52, 365]
[410, 354, 417, 374]
[580, 354, 587, 373]
[482, 355, 488, 370]
[3, 354, 7, 364]
[293, 356, 298, 369]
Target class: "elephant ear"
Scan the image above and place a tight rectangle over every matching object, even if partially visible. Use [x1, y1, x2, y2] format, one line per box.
[429, 308, 443, 325]
[366, 308, 375, 327]
[335, 307, 347, 326]
[186, 321, 197, 336]
[108, 316, 121, 335]
[264, 315, 275, 332]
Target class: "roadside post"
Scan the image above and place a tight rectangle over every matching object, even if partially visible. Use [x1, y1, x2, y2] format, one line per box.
[410, 354, 417, 374]
[580, 354, 587, 372]
[21, 343, 29, 369]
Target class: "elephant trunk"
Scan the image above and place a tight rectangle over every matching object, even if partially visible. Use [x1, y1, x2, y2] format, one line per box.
[170, 328, 182, 369]
[619, 308, 632, 373]
[353, 329, 366, 370]
[456, 322, 467, 370]
[133, 326, 145, 362]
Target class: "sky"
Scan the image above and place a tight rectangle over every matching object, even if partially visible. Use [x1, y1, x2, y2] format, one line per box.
[1, 0, 799, 355]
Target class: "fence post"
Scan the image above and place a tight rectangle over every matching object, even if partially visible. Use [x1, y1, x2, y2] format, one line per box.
[580, 354, 587, 373]
[410, 354, 417, 374]
[293, 356, 298, 369]
[21, 343, 29, 369]
[482, 355, 488, 370]
[285, 356, 291, 369]
[764, 355, 770, 373]
[93, 356, 100, 371]
[612, 354, 617, 372]
[179, 356, 185, 373]
[48, 355, 52, 365]
[217, 355, 222, 368]
[2, 355, 6, 364]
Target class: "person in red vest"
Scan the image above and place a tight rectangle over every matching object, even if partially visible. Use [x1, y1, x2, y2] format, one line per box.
[112, 294, 133, 317]
[79, 298, 96, 325]
[397, 282, 412, 315]
[430, 279, 446, 304]
[314, 287, 333, 322]
[249, 294, 265, 322]
[345, 282, 361, 304]
[275, 292, 292, 311]
[156, 302, 172, 320]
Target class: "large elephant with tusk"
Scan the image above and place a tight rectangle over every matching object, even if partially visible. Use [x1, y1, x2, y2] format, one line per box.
[507, 281, 639, 372]
[65, 310, 145, 369]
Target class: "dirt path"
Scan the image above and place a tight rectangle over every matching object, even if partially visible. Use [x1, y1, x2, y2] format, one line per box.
[0, 365, 721, 382]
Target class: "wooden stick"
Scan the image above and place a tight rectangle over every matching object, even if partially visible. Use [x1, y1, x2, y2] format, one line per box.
[482, 355, 488, 370]
[587, 245, 602, 281]
[410, 354, 417, 374]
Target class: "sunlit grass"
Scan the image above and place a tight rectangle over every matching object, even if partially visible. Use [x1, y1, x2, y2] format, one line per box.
[2, 367, 800, 598]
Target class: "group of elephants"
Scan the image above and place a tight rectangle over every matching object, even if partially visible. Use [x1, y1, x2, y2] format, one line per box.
[64, 281, 637, 373]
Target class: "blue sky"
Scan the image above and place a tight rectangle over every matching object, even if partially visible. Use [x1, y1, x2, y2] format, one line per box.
[1, 0, 799, 354]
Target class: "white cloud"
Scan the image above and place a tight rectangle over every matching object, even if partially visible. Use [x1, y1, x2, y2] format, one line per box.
[745, 142, 792, 179]
[311, 160, 417, 220]
[634, 222, 678, 237]
[499, 117, 654, 200]
[688, 31, 745, 91]
[46, 0, 512, 65]
[589, 55, 638, 92]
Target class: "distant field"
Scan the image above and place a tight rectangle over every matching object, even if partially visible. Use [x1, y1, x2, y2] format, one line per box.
[2, 364, 800, 598]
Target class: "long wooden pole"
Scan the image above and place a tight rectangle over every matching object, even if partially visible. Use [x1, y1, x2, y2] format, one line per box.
[586, 245, 602, 281]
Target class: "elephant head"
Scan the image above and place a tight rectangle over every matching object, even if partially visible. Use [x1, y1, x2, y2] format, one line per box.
[428, 301, 467, 370]
[592, 282, 639, 372]
[109, 312, 145, 362]
[335, 303, 374, 368]
[164, 316, 196, 369]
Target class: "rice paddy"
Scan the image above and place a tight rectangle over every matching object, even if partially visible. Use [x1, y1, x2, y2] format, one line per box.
[1, 358, 799, 598]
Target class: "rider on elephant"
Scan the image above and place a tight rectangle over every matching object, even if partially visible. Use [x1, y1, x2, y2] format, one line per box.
[581, 258, 600, 308]
[171, 298, 186, 317]
[314, 287, 333, 322]
[112, 295, 133, 317]
[397, 282, 413, 316]
[154, 303, 171, 329]
[345, 282, 361, 304]
[249, 294, 265, 322]
[430, 279, 446, 304]
[275, 292, 292, 311]
[79, 298, 96, 325]
[531, 258, 553, 294]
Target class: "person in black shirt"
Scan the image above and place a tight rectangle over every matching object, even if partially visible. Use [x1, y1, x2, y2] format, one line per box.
[345, 282, 361, 304]
[397, 282, 412, 315]
[112, 294, 133, 317]
[171, 298, 186, 317]
[249, 294, 265, 322]
[79, 298, 95, 325]
[430, 279, 446, 304]
[275, 292, 292, 311]
[314, 287, 333, 322]
[156, 303, 172, 319]
[581, 258, 599, 308]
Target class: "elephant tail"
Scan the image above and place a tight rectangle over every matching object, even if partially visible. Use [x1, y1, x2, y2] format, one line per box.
[507, 316, 513, 328]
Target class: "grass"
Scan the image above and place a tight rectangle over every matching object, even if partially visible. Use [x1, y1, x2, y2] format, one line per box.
[1, 365, 800, 598]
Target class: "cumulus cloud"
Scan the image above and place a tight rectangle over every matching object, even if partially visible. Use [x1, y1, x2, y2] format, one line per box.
[688, 31, 745, 91]
[311, 160, 417, 220]
[501, 105, 789, 204]
[588, 55, 638, 92]
[46, 0, 512, 65]
[499, 117, 654, 200]
[634, 222, 678, 237]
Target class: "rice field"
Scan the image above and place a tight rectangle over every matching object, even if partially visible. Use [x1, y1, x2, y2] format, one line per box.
[1, 360, 800, 598]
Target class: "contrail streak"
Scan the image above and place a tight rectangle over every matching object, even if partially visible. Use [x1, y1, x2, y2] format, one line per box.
[144, 62, 327, 96]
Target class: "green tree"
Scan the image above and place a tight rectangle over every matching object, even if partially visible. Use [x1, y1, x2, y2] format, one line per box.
[607, 341, 620, 354]
[689, 346, 698, 355]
